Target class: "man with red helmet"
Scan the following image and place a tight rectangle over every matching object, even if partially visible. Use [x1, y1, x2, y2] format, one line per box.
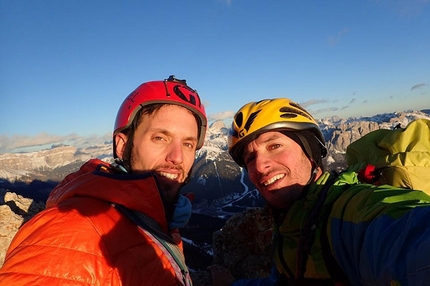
[0, 76, 207, 285]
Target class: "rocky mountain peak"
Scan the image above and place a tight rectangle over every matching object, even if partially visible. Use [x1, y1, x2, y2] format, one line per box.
[1, 109, 430, 284]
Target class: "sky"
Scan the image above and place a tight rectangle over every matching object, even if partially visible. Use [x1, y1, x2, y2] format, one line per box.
[1, 0, 429, 154]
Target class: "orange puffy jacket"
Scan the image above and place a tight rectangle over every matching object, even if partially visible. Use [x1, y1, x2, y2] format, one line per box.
[0, 159, 192, 285]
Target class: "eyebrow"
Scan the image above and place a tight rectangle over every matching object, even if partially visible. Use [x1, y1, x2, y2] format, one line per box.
[261, 134, 281, 143]
[152, 129, 198, 142]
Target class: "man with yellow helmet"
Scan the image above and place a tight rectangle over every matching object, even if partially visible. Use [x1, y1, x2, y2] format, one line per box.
[215, 98, 430, 285]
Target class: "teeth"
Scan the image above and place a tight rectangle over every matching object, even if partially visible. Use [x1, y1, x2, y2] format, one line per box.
[158, 172, 178, 180]
[263, 174, 285, 186]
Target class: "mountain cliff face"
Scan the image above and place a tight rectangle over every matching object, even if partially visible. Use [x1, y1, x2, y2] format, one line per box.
[2, 110, 429, 201]
[0, 144, 112, 183]
[1, 110, 430, 282]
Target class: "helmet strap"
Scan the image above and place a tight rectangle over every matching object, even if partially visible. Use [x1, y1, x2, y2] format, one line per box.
[294, 132, 323, 185]
[306, 158, 321, 185]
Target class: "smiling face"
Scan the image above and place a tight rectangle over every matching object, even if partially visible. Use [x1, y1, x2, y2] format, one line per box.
[115, 104, 198, 204]
[243, 131, 316, 209]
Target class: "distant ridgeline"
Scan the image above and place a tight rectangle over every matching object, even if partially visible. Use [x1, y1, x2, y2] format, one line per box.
[1, 109, 430, 282]
[0, 109, 429, 211]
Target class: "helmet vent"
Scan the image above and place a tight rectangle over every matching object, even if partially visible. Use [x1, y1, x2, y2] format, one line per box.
[280, 104, 314, 121]
[234, 112, 244, 127]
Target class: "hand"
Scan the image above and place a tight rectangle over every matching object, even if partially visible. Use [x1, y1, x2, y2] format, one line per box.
[208, 264, 235, 286]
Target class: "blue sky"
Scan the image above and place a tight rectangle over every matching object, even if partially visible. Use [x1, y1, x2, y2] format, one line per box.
[1, 0, 429, 154]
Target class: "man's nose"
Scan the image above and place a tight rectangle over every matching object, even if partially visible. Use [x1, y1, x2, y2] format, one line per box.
[166, 142, 184, 164]
[253, 153, 271, 174]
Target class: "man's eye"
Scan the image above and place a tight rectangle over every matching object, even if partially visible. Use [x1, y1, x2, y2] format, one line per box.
[268, 143, 281, 150]
[244, 154, 255, 164]
[184, 142, 194, 149]
[153, 136, 165, 141]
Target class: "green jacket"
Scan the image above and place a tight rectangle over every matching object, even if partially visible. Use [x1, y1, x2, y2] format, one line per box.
[273, 171, 430, 285]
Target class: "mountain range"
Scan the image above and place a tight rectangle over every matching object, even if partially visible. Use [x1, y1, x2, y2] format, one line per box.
[2, 109, 429, 211]
[1, 109, 430, 278]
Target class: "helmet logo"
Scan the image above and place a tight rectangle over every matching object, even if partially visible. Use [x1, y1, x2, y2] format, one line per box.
[173, 85, 202, 109]
[236, 110, 261, 138]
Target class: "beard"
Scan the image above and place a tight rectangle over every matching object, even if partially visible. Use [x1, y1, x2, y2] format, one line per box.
[263, 183, 305, 210]
[128, 151, 187, 203]
[157, 178, 183, 205]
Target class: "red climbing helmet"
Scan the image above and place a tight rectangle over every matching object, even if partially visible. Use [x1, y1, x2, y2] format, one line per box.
[113, 75, 207, 157]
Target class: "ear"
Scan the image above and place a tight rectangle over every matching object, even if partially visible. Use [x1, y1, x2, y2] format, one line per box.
[115, 133, 128, 160]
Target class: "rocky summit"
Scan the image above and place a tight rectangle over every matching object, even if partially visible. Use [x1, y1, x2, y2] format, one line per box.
[0, 189, 45, 266]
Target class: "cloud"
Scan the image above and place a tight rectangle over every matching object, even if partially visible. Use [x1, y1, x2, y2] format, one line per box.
[208, 111, 236, 121]
[328, 28, 350, 47]
[0, 133, 111, 154]
[411, 83, 428, 90]
[0, 133, 77, 152]
[299, 99, 327, 108]
[311, 106, 339, 115]
[348, 98, 356, 104]
[373, 0, 430, 18]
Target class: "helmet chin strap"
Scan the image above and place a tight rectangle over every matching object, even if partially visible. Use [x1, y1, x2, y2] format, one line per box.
[293, 132, 323, 186]
[294, 132, 317, 185]
[306, 159, 320, 185]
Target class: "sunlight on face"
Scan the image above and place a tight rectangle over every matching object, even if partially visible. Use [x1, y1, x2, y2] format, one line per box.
[244, 131, 313, 209]
[130, 104, 199, 203]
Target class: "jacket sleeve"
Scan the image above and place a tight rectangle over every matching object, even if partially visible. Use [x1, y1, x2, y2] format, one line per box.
[0, 207, 118, 285]
[328, 182, 430, 286]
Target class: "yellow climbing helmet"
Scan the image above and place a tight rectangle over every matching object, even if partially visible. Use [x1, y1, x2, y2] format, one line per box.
[228, 98, 326, 167]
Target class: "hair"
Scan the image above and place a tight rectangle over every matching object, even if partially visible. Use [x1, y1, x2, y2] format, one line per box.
[119, 104, 158, 170]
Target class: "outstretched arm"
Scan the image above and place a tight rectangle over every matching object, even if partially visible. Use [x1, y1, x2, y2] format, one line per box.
[329, 183, 430, 285]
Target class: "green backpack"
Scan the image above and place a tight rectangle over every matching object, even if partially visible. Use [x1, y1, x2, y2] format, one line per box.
[345, 118, 430, 195]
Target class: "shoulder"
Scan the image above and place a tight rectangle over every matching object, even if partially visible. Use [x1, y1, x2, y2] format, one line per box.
[1, 198, 121, 285]
[9, 197, 114, 252]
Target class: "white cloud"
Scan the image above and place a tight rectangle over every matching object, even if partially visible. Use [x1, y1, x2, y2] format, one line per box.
[208, 111, 235, 121]
[0, 133, 111, 154]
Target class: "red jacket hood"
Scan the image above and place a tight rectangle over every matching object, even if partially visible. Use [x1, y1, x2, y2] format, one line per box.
[47, 158, 170, 233]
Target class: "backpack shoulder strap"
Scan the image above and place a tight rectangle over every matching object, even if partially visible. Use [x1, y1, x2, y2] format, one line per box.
[114, 204, 192, 286]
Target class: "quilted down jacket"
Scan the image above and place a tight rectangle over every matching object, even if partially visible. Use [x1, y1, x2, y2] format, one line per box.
[0, 159, 192, 285]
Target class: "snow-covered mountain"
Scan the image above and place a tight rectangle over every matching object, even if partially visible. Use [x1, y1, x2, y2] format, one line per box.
[1, 109, 430, 214]
[1, 109, 430, 276]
